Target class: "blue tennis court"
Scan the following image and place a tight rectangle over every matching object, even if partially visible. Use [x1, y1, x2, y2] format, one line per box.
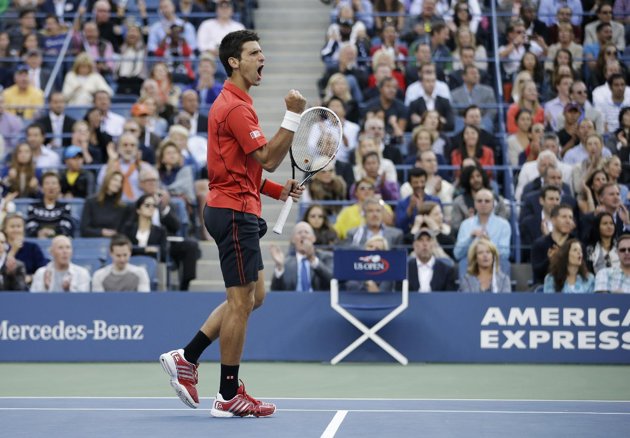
[2, 397, 629, 437]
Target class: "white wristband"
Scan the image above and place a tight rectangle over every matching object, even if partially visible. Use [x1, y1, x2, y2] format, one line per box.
[280, 110, 301, 132]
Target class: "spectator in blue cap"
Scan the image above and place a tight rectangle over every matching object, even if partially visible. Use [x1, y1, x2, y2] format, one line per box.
[59, 145, 95, 199]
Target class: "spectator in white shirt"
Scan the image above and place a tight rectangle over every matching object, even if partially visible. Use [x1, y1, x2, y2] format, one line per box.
[26, 123, 61, 169]
[594, 73, 630, 133]
[592, 61, 630, 108]
[408, 228, 457, 292]
[24, 49, 49, 91]
[34, 91, 76, 149]
[326, 96, 359, 163]
[30, 235, 91, 292]
[404, 62, 451, 106]
[196, 0, 244, 55]
[93, 90, 125, 139]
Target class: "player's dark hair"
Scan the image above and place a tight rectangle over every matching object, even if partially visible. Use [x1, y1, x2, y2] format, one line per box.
[110, 234, 132, 251]
[219, 29, 259, 77]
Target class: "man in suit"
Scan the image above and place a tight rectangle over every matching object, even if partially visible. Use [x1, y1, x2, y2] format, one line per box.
[407, 228, 457, 292]
[41, 0, 80, 26]
[270, 222, 333, 292]
[24, 49, 51, 92]
[514, 139, 573, 202]
[35, 91, 76, 148]
[94, 90, 126, 139]
[519, 165, 575, 219]
[580, 183, 630, 241]
[531, 204, 575, 284]
[408, 72, 454, 131]
[451, 65, 497, 129]
[519, 185, 562, 262]
[346, 197, 403, 249]
[180, 89, 208, 135]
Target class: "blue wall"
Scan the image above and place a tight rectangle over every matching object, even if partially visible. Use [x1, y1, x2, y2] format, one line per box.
[1, 292, 629, 363]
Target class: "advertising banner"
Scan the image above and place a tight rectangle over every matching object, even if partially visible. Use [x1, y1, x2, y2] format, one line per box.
[0, 293, 629, 363]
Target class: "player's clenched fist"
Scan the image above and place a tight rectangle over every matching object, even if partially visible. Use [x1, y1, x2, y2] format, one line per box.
[285, 89, 306, 114]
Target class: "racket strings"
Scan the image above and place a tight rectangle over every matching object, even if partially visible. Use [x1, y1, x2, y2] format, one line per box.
[291, 108, 342, 173]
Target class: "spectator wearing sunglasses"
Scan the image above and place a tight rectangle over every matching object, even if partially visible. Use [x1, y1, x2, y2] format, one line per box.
[594, 233, 630, 292]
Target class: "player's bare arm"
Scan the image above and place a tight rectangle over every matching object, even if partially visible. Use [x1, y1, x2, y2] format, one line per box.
[252, 89, 306, 171]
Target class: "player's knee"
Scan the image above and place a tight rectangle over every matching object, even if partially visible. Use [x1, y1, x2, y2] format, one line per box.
[253, 294, 265, 310]
[228, 296, 255, 316]
[227, 285, 256, 314]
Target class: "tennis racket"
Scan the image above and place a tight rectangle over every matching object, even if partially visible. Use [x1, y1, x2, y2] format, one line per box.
[272, 106, 343, 234]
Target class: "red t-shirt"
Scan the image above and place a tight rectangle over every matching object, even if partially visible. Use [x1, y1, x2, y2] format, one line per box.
[206, 81, 267, 217]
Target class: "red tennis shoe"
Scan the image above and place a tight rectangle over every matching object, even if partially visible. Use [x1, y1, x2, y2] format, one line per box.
[210, 380, 276, 418]
[159, 349, 199, 409]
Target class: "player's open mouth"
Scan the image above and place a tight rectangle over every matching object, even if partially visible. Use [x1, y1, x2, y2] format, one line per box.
[257, 65, 264, 79]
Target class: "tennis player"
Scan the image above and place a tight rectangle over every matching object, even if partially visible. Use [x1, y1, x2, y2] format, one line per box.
[160, 29, 306, 417]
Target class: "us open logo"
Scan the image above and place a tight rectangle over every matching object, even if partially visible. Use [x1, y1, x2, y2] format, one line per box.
[353, 255, 390, 275]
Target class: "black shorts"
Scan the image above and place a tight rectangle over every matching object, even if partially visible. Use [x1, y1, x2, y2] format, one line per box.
[204, 206, 267, 288]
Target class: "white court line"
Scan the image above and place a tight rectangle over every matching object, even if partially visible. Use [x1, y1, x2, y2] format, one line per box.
[321, 410, 347, 438]
[1, 396, 629, 403]
[1, 408, 629, 416]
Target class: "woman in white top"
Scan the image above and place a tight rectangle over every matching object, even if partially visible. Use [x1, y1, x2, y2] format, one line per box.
[586, 212, 620, 274]
[62, 52, 113, 106]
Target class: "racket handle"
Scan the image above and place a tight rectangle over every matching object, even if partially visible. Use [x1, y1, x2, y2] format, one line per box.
[273, 197, 294, 234]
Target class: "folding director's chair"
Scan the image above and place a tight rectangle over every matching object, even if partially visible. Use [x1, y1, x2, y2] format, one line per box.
[330, 249, 409, 365]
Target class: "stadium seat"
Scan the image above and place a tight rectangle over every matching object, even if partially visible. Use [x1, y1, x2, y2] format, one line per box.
[130, 255, 159, 291]
[72, 238, 111, 261]
[27, 237, 111, 261]
[73, 256, 107, 275]
[330, 249, 409, 365]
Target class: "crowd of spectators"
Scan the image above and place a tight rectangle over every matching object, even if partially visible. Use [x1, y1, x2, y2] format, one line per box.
[0, 0, 629, 293]
[299, 0, 630, 293]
